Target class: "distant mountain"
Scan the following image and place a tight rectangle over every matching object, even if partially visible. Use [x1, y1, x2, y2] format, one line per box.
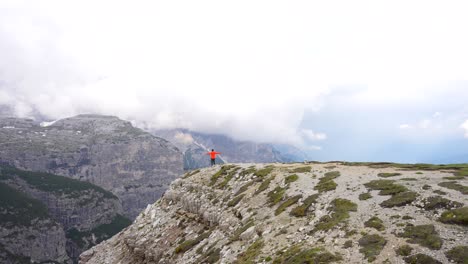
[0, 115, 183, 219]
[0, 165, 129, 264]
[152, 129, 305, 170]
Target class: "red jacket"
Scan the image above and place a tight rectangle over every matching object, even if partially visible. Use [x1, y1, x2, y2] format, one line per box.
[207, 151, 221, 159]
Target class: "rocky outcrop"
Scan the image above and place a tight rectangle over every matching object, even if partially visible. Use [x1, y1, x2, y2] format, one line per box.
[81, 162, 468, 264]
[0, 115, 184, 219]
[0, 165, 129, 263]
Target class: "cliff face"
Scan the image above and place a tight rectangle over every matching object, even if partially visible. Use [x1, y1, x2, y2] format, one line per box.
[0, 115, 184, 219]
[0, 182, 71, 264]
[0, 165, 129, 263]
[81, 162, 468, 264]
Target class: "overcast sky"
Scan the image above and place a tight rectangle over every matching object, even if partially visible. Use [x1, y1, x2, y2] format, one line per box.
[1, 1, 467, 162]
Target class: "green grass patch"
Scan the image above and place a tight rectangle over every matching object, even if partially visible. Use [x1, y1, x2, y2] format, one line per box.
[275, 195, 302, 216]
[290, 194, 319, 217]
[418, 196, 463, 211]
[217, 167, 241, 189]
[210, 165, 236, 186]
[433, 190, 447, 195]
[314, 171, 340, 193]
[290, 166, 311, 173]
[364, 216, 385, 231]
[438, 181, 468, 195]
[364, 180, 408, 195]
[404, 253, 442, 264]
[255, 176, 274, 195]
[235, 239, 264, 264]
[254, 167, 274, 177]
[273, 245, 342, 264]
[359, 192, 372, 200]
[380, 191, 418, 207]
[439, 207, 468, 226]
[183, 169, 200, 179]
[358, 234, 387, 262]
[445, 246, 468, 264]
[267, 187, 286, 205]
[284, 174, 299, 184]
[228, 194, 245, 207]
[398, 224, 442, 250]
[396, 244, 413, 256]
[401, 178, 418, 181]
[378, 172, 402, 178]
[175, 230, 212, 254]
[314, 198, 357, 231]
[234, 181, 255, 196]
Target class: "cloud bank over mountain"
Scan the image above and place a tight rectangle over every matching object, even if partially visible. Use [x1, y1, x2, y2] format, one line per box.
[1, 1, 468, 155]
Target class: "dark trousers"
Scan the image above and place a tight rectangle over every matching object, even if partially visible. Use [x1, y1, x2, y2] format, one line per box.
[211, 158, 215, 166]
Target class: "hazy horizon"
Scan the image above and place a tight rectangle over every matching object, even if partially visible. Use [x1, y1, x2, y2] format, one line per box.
[1, 1, 468, 163]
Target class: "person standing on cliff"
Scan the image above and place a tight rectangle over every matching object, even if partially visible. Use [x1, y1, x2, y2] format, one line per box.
[206, 149, 221, 166]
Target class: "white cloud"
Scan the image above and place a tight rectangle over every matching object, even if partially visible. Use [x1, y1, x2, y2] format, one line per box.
[399, 124, 411, 129]
[304, 145, 322, 151]
[418, 119, 432, 129]
[173, 132, 194, 145]
[301, 129, 327, 141]
[1, 1, 468, 146]
[433, 112, 442, 118]
[461, 120, 468, 138]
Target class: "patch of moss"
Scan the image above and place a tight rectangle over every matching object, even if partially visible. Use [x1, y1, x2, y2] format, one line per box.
[210, 165, 236, 186]
[422, 184, 431, 190]
[235, 239, 264, 264]
[433, 190, 447, 195]
[314, 198, 357, 231]
[240, 167, 257, 177]
[396, 244, 413, 256]
[255, 176, 274, 195]
[290, 194, 319, 217]
[443, 176, 465, 180]
[358, 234, 387, 262]
[438, 181, 468, 195]
[402, 215, 413, 220]
[398, 224, 442, 250]
[401, 178, 418, 181]
[378, 172, 402, 178]
[254, 167, 274, 177]
[343, 240, 353, 248]
[439, 207, 468, 226]
[418, 196, 463, 211]
[267, 187, 286, 205]
[445, 246, 468, 264]
[273, 245, 342, 264]
[364, 180, 408, 195]
[291, 166, 311, 173]
[364, 216, 385, 231]
[234, 181, 255, 196]
[404, 253, 442, 264]
[217, 167, 241, 189]
[381, 191, 418, 207]
[314, 171, 340, 193]
[275, 195, 302, 216]
[415, 172, 423, 174]
[359, 192, 372, 200]
[284, 174, 299, 184]
[183, 169, 200, 179]
[228, 194, 245, 207]
[198, 247, 221, 264]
